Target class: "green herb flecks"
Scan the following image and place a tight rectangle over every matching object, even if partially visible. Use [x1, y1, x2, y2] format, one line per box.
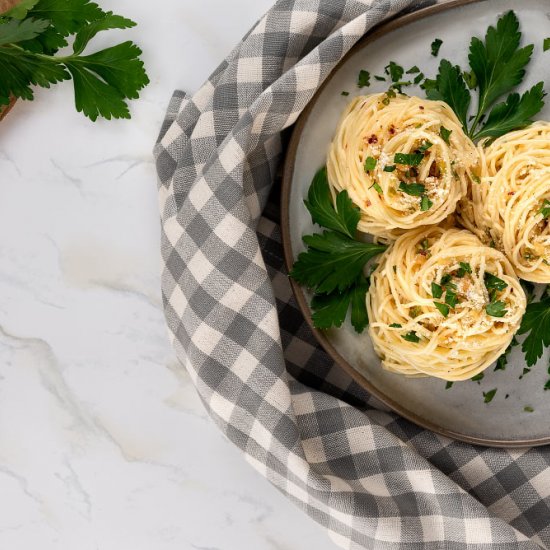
[357, 69, 370, 88]
[364, 156, 377, 171]
[486, 300, 507, 318]
[431, 38, 443, 57]
[483, 388, 497, 403]
[402, 331, 421, 343]
[399, 181, 425, 196]
[394, 152, 424, 166]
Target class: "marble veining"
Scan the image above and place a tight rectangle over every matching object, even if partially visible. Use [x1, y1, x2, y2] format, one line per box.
[0, 1, 336, 548]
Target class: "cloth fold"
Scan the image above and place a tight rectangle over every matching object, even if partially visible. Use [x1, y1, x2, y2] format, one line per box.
[154, 1, 550, 548]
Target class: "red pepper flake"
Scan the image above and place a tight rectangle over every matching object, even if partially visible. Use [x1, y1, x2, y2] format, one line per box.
[389, 125, 396, 135]
[365, 200, 372, 207]
[508, 191, 515, 196]
[419, 106, 424, 110]
[368, 134, 378, 144]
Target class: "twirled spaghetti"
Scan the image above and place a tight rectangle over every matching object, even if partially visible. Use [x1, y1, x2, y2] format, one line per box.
[459, 122, 550, 282]
[326, 93, 478, 240]
[366, 227, 526, 381]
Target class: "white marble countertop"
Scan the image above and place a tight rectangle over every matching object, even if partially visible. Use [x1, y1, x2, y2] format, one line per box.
[0, 1, 338, 548]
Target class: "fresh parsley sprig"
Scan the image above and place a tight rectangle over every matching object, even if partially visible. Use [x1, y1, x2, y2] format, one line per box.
[517, 291, 550, 367]
[0, 0, 149, 120]
[425, 11, 545, 141]
[290, 167, 387, 333]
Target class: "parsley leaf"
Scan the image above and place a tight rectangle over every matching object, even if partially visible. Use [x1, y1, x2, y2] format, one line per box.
[545, 38, 550, 52]
[486, 300, 507, 318]
[445, 289, 458, 308]
[389, 323, 402, 328]
[383, 165, 396, 172]
[310, 277, 372, 333]
[72, 12, 135, 55]
[420, 195, 433, 211]
[468, 11, 534, 135]
[484, 272, 508, 291]
[402, 331, 420, 343]
[311, 290, 351, 330]
[291, 231, 386, 294]
[399, 182, 425, 196]
[0, 1, 148, 120]
[483, 388, 497, 403]
[364, 156, 377, 171]
[457, 262, 472, 277]
[427, 60, 470, 129]
[303, 167, 360, 239]
[471, 372, 484, 382]
[524, 406, 534, 413]
[445, 381, 453, 389]
[439, 126, 452, 144]
[539, 199, 550, 219]
[431, 282, 443, 299]
[431, 38, 443, 57]
[0, 17, 49, 45]
[357, 69, 370, 88]
[518, 295, 550, 366]
[394, 152, 423, 166]
[292, 170, 387, 333]
[473, 82, 545, 140]
[434, 302, 450, 317]
[385, 61, 404, 82]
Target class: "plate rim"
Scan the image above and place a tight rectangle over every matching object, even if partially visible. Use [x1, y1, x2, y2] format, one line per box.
[280, 0, 550, 448]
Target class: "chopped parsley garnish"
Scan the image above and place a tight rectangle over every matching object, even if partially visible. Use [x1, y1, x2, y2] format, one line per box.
[544, 380, 550, 391]
[544, 38, 550, 52]
[417, 141, 433, 153]
[364, 156, 377, 171]
[431, 38, 443, 57]
[524, 406, 534, 413]
[445, 289, 458, 308]
[483, 388, 497, 403]
[383, 165, 396, 172]
[486, 300, 507, 318]
[431, 282, 443, 299]
[439, 126, 452, 144]
[471, 372, 484, 382]
[385, 61, 404, 82]
[291, 167, 387, 332]
[445, 381, 454, 389]
[372, 182, 383, 194]
[394, 152, 424, 166]
[484, 273, 508, 291]
[357, 69, 371, 88]
[420, 239, 430, 250]
[420, 195, 433, 211]
[538, 199, 550, 218]
[425, 12, 545, 140]
[406, 66, 420, 74]
[398, 182, 425, 196]
[414, 73, 425, 85]
[341, 91, 350, 96]
[389, 323, 402, 328]
[456, 262, 472, 277]
[374, 75, 386, 81]
[434, 302, 450, 317]
[402, 331, 420, 343]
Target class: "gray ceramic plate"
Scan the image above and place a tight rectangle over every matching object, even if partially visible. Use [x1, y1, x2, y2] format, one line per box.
[282, 0, 550, 447]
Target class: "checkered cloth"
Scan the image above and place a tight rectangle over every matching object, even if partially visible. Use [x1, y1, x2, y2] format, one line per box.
[154, 1, 550, 548]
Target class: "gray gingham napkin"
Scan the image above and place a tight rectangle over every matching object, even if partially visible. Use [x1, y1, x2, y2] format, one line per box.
[154, 1, 550, 548]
